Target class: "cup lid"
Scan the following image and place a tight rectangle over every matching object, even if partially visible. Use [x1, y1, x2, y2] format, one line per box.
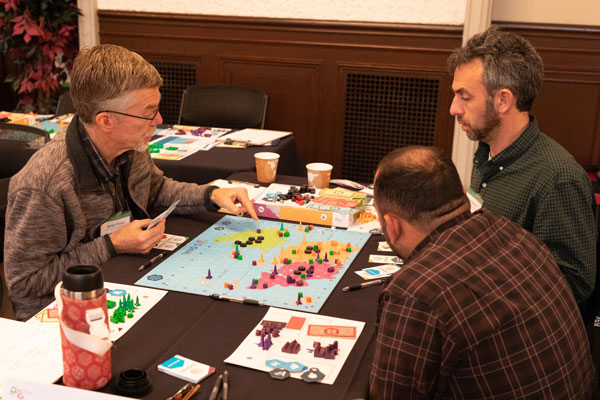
[254, 152, 280, 160]
[306, 162, 333, 171]
[62, 265, 104, 292]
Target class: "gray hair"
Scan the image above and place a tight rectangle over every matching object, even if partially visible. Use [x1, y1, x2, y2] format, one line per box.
[70, 44, 163, 123]
[447, 25, 543, 111]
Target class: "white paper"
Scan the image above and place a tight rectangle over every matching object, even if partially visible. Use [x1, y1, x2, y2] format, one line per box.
[355, 264, 401, 280]
[28, 282, 167, 341]
[2, 377, 134, 400]
[217, 128, 292, 146]
[225, 307, 365, 385]
[0, 318, 63, 396]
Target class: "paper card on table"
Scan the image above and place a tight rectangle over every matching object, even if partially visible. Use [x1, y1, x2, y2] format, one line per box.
[287, 316, 306, 330]
[368, 254, 402, 264]
[377, 241, 393, 252]
[225, 307, 365, 385]
[355, 264, 402, 280]
[154, 233, 189, 250]
[147, 200, 179, 230]
[158, 355, 215, 383]
[307, 325, 357, 338]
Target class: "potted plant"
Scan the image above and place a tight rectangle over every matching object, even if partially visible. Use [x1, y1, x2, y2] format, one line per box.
[0, 0, 79, 113]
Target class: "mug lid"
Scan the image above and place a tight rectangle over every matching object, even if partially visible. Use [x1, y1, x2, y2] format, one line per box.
[62, 265, 103, 292]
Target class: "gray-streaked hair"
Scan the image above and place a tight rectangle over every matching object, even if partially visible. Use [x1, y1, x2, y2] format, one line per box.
[70, 44, 163, 124]
[447, 25, 543, 112]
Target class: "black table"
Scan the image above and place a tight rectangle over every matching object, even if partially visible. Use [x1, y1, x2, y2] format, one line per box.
[153, 133, 305, 184]
[99, 176, 382, 400]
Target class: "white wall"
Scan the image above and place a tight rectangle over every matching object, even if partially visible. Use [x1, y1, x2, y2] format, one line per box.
[492, 0, 600, 26]
[96, 0, 467, 25]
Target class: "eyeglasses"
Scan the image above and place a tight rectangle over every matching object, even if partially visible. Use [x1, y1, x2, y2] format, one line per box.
[98, 109, 159, 122]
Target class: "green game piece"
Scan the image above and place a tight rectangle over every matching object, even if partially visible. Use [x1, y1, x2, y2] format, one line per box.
[280, 222, 284, 231]
[238, 255, 243, 260]
[329, 250, 334, 256]
[301, 273, 305, 279]
[254, 278, 259, 284]
[284, 232, 290, 237]
[235, 244, 239, 252]
[347, 247, 352, 252]
[309, 259, 313, 264]
[107, 300, 116, 309]
[298, 292, 303, 298]
[135, 296, 140, 307]
[127, 313, 134, 318]
[318, 258, 323, 264]
[292, 249, 296, 254]
[305, 227, 309, 232]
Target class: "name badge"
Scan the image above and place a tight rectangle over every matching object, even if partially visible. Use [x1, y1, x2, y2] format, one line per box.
[100, 211, 131, 236]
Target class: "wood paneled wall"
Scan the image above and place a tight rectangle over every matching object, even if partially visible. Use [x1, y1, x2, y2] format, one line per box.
[97, 12, 600, 179]
[494, 22, 600, 168]
[98, 11, 461, 180]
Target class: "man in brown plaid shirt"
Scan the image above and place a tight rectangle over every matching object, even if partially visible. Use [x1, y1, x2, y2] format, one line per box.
[369, 146, 596, 399]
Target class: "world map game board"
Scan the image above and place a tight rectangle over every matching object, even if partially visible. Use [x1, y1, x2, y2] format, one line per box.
[136, 216, 371, 312]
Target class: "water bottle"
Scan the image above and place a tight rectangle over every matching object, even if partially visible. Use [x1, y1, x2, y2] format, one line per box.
[55, 265, 112, 390]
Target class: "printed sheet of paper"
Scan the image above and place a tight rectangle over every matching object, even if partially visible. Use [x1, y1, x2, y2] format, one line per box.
[225, 307, 365, 385]
[27, 282, 167, 341]
[368, 254, 402, 264]
[154, 233, 189, 251]
[3, 377, 134, 400]
[0, 318, 63, 396]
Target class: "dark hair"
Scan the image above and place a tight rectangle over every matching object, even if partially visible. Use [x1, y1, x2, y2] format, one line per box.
[374, 146, 468, 229]
[447, 25, 543, 112]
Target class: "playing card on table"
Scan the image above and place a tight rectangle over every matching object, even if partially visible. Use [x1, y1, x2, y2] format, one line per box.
[377, 241, 393, 252]
[368, 254, 402, 264]
[307, 324, 357, 338]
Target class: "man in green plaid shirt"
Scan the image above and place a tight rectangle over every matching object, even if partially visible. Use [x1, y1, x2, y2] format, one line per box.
[448, 26, 597, 310]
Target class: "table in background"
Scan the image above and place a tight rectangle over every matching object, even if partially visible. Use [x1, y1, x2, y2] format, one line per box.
[153, 133, 305, 185]
[99, 176, 381, 400]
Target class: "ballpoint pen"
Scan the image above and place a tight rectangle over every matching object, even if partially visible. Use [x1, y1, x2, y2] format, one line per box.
[138, 251, 167, 271]
[221, 370, 229, 400]
[208, 374, 223, 400]
[181, 383, 201, 400]
[342, 278, 389, 292]
[210, 293, 266, 306]
[166, 382, 194, 400]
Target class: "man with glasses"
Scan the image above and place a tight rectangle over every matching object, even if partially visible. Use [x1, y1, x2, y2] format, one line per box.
[3, 44, 258, 320]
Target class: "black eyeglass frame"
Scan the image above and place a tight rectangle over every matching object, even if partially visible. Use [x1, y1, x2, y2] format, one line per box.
[97, 109, 159, 122]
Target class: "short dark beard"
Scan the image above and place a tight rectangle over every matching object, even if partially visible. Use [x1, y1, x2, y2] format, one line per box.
[466, 96, 500, 143]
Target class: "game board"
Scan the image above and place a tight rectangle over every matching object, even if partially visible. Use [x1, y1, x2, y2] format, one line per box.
[225, 307, 365, 384]
[136, 215, 371, 312]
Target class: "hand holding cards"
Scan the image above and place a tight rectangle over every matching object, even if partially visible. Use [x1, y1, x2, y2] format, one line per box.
[147, 200, 179, 230]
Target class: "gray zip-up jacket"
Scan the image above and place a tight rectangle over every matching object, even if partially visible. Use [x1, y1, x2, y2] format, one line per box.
[4, 116, 215, 320]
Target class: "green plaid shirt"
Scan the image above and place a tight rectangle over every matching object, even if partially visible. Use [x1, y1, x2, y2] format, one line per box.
[471, 115, 597, 304]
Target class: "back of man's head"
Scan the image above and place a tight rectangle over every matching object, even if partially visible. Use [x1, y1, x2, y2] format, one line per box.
[70, 44, 163, 124]
[374, 146, 468, 231]
[447, 25, 543, 112]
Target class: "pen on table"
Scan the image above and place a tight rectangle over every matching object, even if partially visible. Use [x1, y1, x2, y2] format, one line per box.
[210, 293, 266, 306]
[181, 383, 201, 400]
[138, 251, 167, 271]
[166, 382, 193, 400]
[342, 278, 389, 292]
[221, 370, 229, 400]
[208, 373, 223, 400]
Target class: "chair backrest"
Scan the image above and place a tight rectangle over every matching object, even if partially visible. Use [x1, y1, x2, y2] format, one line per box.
[56, 92, 76, 116]
[0, 123, 49, 179]
[178, 85, 268, 129]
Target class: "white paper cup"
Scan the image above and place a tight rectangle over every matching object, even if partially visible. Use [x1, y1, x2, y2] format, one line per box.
[254, 152, 280, 183]
[306, 162, 333, 189]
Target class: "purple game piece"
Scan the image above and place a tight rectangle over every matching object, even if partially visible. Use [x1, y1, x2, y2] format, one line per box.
[228, 284, 234, 290]
[206, 269, 212, 279]
[324, 253, 329, 262]
[286, 275, 294, 284]
[252, 260, 257, 266]
[257, 229, 261, 233]
[282, 340, 301, 354]
[296, 280, 303, 286]
[263, 282, 269, 288]
[327, 266, 334, 273]
[273, 266, 278, 274]
[296, 294, 302, 305]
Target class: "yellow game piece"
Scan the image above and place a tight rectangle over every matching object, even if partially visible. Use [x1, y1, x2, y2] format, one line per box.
[272, 255, 278, 265]
[260, 252, 265, 263]
[298, 221, 303, 231]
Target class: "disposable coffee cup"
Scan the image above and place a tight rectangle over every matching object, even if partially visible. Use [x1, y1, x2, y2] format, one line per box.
[306, 163, 333, 189]
[254, 152, 280, 183]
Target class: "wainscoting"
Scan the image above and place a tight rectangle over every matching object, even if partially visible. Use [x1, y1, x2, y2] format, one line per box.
[97, 11, 600, 180]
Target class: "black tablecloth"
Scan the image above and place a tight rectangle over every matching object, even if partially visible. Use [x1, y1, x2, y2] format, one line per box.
[153, 135, 305, 184]
[98, 176, 382, 399]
